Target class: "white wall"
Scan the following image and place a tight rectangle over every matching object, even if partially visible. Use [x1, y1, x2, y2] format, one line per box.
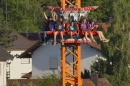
[32, 41, 102, 78]
[0, 62, 6, 86]
[7, 51, 32, 79]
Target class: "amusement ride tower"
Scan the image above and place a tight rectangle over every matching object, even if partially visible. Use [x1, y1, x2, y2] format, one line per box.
[44, 0, 98, 86]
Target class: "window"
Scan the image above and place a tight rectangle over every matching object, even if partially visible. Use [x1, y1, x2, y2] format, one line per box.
[50, 58, 58, 69]
[21, 58, 30, 64]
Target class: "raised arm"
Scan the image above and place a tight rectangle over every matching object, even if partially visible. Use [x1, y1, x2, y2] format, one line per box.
[64, 12, 68, 20]
[43, 12, 48, 20]
[50, 8, 57, 21]
[53, 11, 58, 21]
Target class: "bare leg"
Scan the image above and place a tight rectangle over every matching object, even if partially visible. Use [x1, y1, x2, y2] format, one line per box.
[97, 31, 109, 42]
[85, 32, 88, 39]
[60, 31, 64, 41]
[54, 31, 57, 42]
[70, 31, 72, 38]
[89, 31, 96, 42]
[97, 31, 103, 41]
[85, 31, 91, 42]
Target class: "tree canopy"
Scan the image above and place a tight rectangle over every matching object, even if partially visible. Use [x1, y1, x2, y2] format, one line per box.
[0, 8, 16, 48]
[91, 0, 130, 85]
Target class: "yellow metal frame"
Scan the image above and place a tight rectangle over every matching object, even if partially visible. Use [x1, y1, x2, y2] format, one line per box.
[61, 0, 81, 8]
[61, 44, 82, 86]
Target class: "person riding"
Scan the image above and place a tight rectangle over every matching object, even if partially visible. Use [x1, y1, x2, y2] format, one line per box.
[80, 17, 91, 42]
[69, 21, 79, 39]
[89, 20, 109, 42]
[53, 17, 65, 45]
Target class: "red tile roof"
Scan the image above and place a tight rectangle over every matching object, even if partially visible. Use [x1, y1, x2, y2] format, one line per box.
[7, 79, 39, 86]
[98, 78, 112, 86]
[82, 79, 95, 86]
[7, 78, 112, 86]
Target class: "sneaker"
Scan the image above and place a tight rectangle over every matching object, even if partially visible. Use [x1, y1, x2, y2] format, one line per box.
[53, 42, 57, 46]
[103, 39, 110, 42]
[92, 39, 96, 42]
[42, 42, 47, 45]
[86, 37, 91, 41]
[86, 37, 91, 43]
[46, 41, 48, 44]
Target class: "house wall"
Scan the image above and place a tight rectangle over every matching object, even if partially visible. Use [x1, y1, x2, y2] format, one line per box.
[0, 62, 6, 86]
[32, 42, 103, 78]
[7, 51, 32, 79]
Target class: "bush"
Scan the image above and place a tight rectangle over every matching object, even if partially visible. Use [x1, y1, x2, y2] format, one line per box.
[37, 73, 61, 86]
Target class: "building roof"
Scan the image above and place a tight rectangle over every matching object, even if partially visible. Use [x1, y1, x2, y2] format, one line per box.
[98, 78, 112, 86]
[7, 79, 38, 86]
[82, 79, 95, 86]
[21, 72, 32, 79]
[6, 32, 35, 50]
[7, 78, 112, 86]
[20, 33, 39, 41]
[18, 41, 40, 58]
[0, 46, 14, 61]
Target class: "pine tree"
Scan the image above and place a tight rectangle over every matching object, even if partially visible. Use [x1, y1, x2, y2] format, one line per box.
[91, 0, 130, 86]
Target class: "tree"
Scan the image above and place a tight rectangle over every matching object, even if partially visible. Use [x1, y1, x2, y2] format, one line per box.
[0, 0, 60, 33]
[82, 0, 113, 22]
[37, 73, 61, 86]
[0, 8, 17, 48]
[91, 0, 130, 86]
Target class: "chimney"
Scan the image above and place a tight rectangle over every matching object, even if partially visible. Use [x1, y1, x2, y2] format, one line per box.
[90, 74, 98, 86]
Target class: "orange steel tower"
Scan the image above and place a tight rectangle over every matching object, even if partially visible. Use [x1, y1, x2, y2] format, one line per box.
[61, 43, 83, 86]
[60, 0, 82, 86]
[61, 0, 81, 8]
[44, 0, 98, 85]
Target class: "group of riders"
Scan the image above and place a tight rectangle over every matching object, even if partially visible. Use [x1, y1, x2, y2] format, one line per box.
[38, 10, 109, 45]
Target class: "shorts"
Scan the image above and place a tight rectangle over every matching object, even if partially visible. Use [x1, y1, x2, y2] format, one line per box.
[82, 28, 88, 31]
[55, 28, 64, 31]
[69, 29, 77, 32]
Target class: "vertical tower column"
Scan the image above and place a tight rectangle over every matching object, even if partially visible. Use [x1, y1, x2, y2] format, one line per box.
[61, 44, 66, 86]
[61, 0, 81, 8]
[76, 0, 81, 8]
[76, 44, 82, 86]
[61, 43, 82, 86]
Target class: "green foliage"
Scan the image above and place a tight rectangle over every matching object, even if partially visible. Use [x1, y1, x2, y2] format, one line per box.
[25, 82, 36, 86]
[0, 0, 60, 33]
[12, 80, 20, 86]
[82, 0, 112, 22]
[91, 0, 130, 86]
[37, 73, 61, 86]
[11, 80, 37, 86]
[0, 8, 17, 48]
